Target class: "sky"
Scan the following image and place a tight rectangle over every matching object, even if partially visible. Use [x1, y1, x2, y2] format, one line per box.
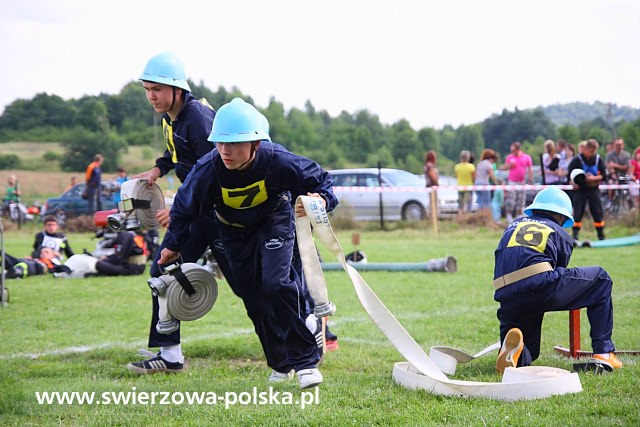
[1, 0, 639, 130]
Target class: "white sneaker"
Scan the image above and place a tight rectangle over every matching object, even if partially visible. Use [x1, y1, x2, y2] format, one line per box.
[296, 368, 323, 389]
[268, 369, 294, 383]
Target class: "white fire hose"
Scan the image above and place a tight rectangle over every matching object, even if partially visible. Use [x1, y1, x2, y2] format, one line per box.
[108, 179, 165, 231]
[148, 263, 218, 335]
[295, 195, 582, 401]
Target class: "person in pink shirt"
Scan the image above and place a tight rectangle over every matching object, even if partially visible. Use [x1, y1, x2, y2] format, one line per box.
[630, 146, 640, 208]
[501, 141, 533, 223]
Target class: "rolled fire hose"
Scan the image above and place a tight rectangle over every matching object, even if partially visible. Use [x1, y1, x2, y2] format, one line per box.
[295, 195, 582, 401]
[148, 263, 218, 335]
[114, 179, 166, 230]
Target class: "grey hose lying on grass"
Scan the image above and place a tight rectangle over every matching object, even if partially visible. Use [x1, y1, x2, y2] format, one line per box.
[295, 195, 582, 401]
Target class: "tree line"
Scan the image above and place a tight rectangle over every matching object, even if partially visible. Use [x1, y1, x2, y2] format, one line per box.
[1, 80, 639, 175]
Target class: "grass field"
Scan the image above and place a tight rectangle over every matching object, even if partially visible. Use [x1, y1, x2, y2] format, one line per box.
[1, 222, 639, 426]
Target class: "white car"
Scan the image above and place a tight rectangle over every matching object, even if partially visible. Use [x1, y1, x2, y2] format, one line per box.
[417, 174, 480, 218]
[330, 168, 431, 222]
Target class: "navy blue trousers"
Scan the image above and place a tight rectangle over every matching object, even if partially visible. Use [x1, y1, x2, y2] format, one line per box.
[147, 216, 235, 348]
[498, 265, 615, 366]
[219, 200, 319, 372]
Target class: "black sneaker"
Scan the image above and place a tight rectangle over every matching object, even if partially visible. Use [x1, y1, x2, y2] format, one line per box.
[127, 353, 184, 374]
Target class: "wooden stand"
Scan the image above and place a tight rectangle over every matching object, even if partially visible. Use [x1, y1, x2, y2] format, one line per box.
[554, 309, 640, 358]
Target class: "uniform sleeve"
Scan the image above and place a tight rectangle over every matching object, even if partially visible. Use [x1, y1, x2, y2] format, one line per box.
[154, 150, 174, 177]
[31, 233, 43, 258]
[293, 156, 339, 212]
[164, 163, 215, 251]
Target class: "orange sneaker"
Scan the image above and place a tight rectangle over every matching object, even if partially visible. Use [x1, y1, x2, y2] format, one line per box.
[496, 328, 524, 374]
[326, 339, 339, 352]
[592, 353, 623, 369]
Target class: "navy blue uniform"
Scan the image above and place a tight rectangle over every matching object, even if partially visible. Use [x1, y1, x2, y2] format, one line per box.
[154, 93, 217, 183]
[165, 141, 338, 372]
[494, 213, 615, 366]
[146, 93, 234, 349]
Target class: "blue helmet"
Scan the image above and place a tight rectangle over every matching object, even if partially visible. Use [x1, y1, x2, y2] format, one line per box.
[524, 186, 574, 227]
[139, 52, 191, 92]
[208, 98, 271, 143]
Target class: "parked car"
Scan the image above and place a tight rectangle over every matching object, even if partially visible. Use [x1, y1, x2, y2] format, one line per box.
[42, 183, 117, 220]
[330, 168, 430, 222]
[424, 175, 479, 218]
[433, 175, 461, 218]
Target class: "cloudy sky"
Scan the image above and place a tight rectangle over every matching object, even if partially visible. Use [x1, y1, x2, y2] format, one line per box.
[1, 0, 639, 129]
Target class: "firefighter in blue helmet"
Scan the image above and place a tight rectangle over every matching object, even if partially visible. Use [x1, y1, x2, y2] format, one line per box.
[128, 52, 234, 375]
[493, 186, 622, 373]
[158, 98, 338, 389]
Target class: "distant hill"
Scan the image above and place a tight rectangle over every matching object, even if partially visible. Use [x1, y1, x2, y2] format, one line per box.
[538, 101, 640, 126]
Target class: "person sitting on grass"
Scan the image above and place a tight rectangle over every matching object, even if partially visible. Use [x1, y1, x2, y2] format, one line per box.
[31, 215, 74, 261]
[493, 185, 622, 373]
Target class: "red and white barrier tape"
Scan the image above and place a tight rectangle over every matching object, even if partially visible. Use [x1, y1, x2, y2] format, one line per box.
[334, 183, 639, 192]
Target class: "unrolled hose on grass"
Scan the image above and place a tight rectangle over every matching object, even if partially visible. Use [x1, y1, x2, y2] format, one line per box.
[320, 256, 457, 272]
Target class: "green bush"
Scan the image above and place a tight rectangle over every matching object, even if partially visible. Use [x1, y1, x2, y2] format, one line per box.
[0, 154, 21, 169]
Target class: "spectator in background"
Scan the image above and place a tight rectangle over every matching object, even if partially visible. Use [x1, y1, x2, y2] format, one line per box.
[501, 141, 533, 223]
[628, 146, 640, 208]
[454, 150, 476, 214]
[5, 174, 21, 202]
[85, 154, 104, 215]
[474, 149, 498, 218]
[605, 138, 630, 208]
[423, 150, 439, 187]
[605, 138, 630, 181]
[605, 141, 613, 155]
[112, 167, 129, 204]
[491, 177, 505, 225]
[542, 139, 562, 185]
[31, 215, 74, 260]
[66, 176, 77, 191]
[557, 140, 572, 184]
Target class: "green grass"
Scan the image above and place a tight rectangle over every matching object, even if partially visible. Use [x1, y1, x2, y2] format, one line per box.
[1, 223, 639, 426]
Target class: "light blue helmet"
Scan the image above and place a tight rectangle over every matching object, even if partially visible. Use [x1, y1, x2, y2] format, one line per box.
[208, 98, 271, 143]
[139, 51, 191, 92]
[257, 111, 270, 137]
[524, 186, 574, 227]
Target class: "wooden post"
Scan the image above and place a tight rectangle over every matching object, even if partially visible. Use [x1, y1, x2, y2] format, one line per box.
[430, 189, 438, 237]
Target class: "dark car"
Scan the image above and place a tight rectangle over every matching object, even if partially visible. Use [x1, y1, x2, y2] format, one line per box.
[42, 183, 117, 220]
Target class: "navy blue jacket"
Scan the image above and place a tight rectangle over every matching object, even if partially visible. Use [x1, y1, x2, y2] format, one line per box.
[493, 213, 574, 302]
[164, 141, 338, 251]
[154, 93, 216, 183]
